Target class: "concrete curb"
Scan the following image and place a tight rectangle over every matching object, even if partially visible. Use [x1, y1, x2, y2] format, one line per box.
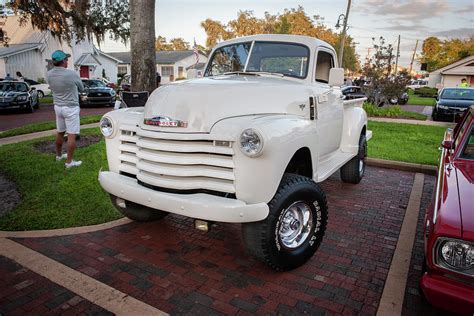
[0, 123, 99, 146]
[369, 117, 455, 127]
[367, 158, 437, 176]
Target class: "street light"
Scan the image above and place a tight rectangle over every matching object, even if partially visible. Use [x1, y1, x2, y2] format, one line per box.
[336, 0, 352, 68]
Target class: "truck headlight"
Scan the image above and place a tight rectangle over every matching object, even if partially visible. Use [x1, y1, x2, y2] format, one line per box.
[436, 238, 474, 273]
[239, 128, 264, 157]
[100, 116, 114, 137]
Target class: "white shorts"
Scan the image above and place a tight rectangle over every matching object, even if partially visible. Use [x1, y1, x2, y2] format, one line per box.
[54, 105, 80, 134]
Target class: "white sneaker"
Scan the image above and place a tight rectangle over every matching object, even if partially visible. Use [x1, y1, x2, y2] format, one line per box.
[65, 160, 82, 169]
[56, 153, 67, 161]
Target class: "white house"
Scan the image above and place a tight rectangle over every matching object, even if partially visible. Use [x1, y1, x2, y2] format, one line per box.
[428, 55, 474, 88]
[0, 15, 120, 83]
[108, 50, 208, 83]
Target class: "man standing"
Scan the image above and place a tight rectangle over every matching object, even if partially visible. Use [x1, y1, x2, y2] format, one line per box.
[47, 50, 84, 168]
[460, 78, 470, 88]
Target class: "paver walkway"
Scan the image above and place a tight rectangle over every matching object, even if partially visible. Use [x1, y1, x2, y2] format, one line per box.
[0, 167, 447, 315]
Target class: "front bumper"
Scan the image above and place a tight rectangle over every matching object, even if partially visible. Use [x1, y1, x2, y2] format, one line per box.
[420, 272, 474, 314]
[99, 171, 269, 223]
[436, 106, 468, 118]
[80, 96, 114, 106]
[0, 101, 28, 109]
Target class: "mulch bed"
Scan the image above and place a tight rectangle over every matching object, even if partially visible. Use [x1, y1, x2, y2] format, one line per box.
[33, 135, 102, 154]
[0, 173, 21, 217]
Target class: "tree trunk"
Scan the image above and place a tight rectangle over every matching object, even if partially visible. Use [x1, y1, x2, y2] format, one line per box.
[130, 0, 155, 93]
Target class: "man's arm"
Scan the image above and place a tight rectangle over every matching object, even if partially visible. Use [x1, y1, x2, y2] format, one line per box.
[73, 72, 85, 92]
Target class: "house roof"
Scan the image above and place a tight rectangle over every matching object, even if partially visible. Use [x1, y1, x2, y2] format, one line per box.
[430, 55, 474, 75]
[186, 62, 206, 70]
[0, 43, 41, 58]
[107, 50, 203, 65]
[75, 53, 102, 66]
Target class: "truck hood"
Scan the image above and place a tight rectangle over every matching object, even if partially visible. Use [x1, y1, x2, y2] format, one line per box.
[141, 75, 313, 133]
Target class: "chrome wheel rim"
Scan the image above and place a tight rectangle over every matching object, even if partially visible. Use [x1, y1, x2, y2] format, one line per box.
[359, 159, 364, 175]
[278, 201, 313, 249]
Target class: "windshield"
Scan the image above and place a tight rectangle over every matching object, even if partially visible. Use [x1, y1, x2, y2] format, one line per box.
[441, 88, 474, 101]
[0, 82, 28, 92]
[83, 80, 106, 88]
[205, 41, 310, 79]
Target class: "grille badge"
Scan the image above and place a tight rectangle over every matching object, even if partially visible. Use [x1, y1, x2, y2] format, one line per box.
[144, 116, 188, 128]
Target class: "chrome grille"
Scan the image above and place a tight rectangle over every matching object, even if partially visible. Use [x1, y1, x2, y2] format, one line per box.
[118, 128, 235, 194]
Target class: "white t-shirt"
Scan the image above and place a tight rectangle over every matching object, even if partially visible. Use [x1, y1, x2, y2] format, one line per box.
[47, 67, 84, 107]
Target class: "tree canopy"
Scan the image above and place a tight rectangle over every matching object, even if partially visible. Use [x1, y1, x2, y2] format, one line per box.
[201, 7, 360, 72]
[420, 36, 474, 72]
[155, 36, 191, 51]
[5, 0, 130, 44]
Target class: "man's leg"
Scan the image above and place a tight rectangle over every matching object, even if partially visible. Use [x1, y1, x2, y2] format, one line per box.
[66, 133, 76, 164]
[55, 132, 65, 157]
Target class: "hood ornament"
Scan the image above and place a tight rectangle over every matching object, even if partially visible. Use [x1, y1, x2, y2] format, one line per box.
[144, 116, 188, 128]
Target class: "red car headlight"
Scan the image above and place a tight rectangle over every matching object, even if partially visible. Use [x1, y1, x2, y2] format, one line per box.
[435, 238, 474, 276]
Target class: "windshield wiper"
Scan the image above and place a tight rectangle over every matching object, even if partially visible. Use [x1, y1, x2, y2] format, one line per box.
[222, 71, 284, 78]
[252, 71, 285, 78]
[222, 71, 258, 76]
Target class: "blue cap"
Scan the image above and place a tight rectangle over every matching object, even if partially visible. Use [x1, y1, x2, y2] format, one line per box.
[51, 50, 71, 62]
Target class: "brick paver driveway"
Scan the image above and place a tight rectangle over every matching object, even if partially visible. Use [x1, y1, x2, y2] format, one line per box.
[0, 167, 446, 315]
[0, 104, 111, 132]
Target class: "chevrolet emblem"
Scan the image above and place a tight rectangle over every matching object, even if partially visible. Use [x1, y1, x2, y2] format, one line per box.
[144, 116, 188, 127]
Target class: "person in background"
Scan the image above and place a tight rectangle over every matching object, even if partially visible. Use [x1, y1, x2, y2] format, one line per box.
[460, 78, 470, 88]
[16, 71, 24, 81]
[47, 50, 85, 169]
[4, 73, 13, 80]
[156, 72, 161, 88]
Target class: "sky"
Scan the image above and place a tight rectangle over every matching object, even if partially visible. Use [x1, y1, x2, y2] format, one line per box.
[15, 0, 474, 70]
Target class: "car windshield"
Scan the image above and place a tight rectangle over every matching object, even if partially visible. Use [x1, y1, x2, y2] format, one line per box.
[83, 80, 106, 88]
[205, 41, 310, 79]
[440, 88, 474, 101]
[460, 124, 474, 160]
[0, 82, 28, 92]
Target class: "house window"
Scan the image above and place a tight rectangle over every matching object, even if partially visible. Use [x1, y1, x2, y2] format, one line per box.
[118, 65, 127, 75]
[315, 51, 334, 83]
[161, 66, 174, 76]
[178, 66, 184, 78]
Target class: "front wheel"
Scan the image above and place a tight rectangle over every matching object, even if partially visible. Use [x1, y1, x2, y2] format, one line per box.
[242, 174, 328, 271]
[340, 134, 367, 184]
[110, 195, 168, 222]
[389, 96, 399, 105]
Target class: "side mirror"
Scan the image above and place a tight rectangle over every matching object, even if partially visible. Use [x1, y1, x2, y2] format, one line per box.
[30, 87, 36, 91]
[329, 68, 344, 87]
[441, 140, 453, 149]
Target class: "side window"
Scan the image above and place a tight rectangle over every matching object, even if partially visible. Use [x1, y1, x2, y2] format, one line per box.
[315, 51, 334, 83]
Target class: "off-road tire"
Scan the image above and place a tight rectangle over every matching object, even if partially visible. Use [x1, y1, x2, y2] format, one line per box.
[340, 134, 367, 184]
[242, 173, 328, 271]
[110, 195, 168, 222]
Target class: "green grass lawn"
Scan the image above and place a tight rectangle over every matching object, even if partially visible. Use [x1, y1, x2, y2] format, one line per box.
[0, 122, 446, 231]
[0, 114, 102, 139]
[407, 94, 436, 106]
[0, 128, 121, 231]
[368, 120, 445, 165]
[39, 95, 53, 105]
[363, 103, 427, 120]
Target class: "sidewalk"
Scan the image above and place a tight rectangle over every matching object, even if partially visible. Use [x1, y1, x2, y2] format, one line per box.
[0, 123, 98, 146]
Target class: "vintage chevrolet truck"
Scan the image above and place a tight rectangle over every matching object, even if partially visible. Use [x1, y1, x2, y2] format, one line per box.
[99, 34, 371, 270]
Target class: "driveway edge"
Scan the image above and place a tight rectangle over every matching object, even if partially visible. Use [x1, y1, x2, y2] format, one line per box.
[367, 158, 437, 175]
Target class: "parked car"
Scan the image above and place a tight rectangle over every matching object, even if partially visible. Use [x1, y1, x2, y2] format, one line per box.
[432, 88, 474, 121]
[119, 74, 131, 92]
[98, 34, 372, 270]
[0, 81, 39, 112]
[100, 77, 116, 89]
[407, 79, 428, 90]
[23, 79, 50, 98]
[420, 105, 474, 314]
[80, 79, 116, 107]
[341, 85, 366, 100]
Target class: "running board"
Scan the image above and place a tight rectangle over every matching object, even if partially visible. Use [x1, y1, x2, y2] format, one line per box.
[316, 151, 355, 182]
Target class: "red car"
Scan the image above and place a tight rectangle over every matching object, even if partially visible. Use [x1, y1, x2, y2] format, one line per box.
[421, 105, 474, 314]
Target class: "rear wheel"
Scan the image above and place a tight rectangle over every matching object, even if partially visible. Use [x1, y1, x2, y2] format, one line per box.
[110, 195, 168, 222]
[340, 134, 367, 184]
[242, 174, 328, 271]
[37, 91, 44, 99]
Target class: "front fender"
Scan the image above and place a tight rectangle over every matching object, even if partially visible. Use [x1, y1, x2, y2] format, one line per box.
[212, 115, 316, 204]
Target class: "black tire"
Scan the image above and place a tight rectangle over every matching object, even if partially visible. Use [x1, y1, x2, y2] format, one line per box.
[242, 174, 328, 271]
[388, 96, 398, 105]
[340, 134, 367, 184]
[110, 195, 168, 222]
[37, 91, 44, 99]
[432, 108, 439, 121]
[33, 96, 39, 109]
[25, 101, 34, 113]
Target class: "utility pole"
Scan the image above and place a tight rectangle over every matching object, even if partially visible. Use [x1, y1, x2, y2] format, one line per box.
[394, 35, 400, 75]
[338, 0, 352, 68]
[409, 39, 419, 75]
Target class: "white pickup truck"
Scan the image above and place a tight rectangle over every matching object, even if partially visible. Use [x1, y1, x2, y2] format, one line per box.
[99, 34, 371, 270]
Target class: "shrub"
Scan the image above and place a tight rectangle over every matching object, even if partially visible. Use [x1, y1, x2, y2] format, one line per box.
[363, 103, 402, 118]
[414, 87, 438, 98]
